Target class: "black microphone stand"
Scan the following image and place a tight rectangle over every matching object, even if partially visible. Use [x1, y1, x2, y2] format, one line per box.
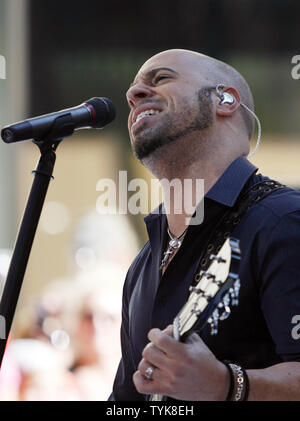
[0, 114, 75, 367]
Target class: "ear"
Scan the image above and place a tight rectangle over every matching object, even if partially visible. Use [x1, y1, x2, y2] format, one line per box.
[216, 86, 241, 117]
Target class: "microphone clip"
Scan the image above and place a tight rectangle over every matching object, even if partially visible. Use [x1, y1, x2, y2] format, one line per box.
[32, 112, 75, 150]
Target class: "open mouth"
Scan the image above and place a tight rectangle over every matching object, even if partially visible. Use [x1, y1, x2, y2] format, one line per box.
[132, 108, 162, 128]
[135, 109, 161, 123]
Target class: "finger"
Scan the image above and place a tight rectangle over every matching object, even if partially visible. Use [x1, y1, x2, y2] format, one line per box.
[133, 370, 165, 395]
[142, 343, 167, 370]
[138, 358, 156, 381]
[148, 328, 183, 357]
[162, 324, 174, 336]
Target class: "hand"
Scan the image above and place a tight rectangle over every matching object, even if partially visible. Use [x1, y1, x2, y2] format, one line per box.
[133, 325, 229, 401]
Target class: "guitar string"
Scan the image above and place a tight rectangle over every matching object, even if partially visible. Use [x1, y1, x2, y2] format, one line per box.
[176, 285, 211, 336]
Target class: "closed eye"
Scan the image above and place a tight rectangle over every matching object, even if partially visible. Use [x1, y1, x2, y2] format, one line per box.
[154, 75, 171, 84]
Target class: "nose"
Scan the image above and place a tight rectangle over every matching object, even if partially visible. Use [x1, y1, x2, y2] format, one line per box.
[126, 83, 154, 108]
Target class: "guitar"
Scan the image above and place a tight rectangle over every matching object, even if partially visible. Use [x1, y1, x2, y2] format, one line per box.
[150, 237, 241, 401]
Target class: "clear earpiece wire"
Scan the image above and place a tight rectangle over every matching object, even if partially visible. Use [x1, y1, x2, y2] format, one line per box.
[240, 103, 261, 158]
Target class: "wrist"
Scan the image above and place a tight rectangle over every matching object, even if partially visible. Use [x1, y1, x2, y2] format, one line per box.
[215, 360, 231, 401]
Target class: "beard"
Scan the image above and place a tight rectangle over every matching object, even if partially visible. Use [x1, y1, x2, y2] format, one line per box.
[131, 87, 214, 161]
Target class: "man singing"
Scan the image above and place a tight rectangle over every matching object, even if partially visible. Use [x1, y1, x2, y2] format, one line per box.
[109, 49, 300, 401]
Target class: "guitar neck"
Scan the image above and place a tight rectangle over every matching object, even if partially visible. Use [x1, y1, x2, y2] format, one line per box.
[149, 237, 241, 402]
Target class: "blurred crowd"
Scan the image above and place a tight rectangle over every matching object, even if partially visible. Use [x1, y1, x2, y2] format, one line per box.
[0, 210, 139, 400]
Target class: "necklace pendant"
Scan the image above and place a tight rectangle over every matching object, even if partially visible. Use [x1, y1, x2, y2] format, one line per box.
[160, 227, 187, 270]
[160, 248, 173, 269]
[160, 253, 169, 269]
[169, 238, 181, 248]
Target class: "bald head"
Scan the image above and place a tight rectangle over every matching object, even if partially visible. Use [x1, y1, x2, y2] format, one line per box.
[139, 49, 255, 139]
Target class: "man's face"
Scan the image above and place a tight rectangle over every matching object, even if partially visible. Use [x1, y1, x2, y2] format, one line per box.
[126, 51, 214, 161]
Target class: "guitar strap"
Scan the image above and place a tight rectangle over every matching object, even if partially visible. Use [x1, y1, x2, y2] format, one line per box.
[191, 179, 286, 285]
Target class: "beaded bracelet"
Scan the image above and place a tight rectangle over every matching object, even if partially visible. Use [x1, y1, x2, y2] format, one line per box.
[223, 361, 249, 401]
[230, 363, 245, 400]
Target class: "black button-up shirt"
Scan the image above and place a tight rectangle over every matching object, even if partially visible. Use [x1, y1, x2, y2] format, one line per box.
[110, 157, 300, 401]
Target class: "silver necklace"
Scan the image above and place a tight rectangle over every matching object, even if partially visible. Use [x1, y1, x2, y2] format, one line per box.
[160, 227, 188, 270]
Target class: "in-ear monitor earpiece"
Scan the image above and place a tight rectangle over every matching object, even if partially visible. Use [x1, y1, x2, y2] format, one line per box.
[216, 83, 235, 105]
[219, 92, 235, 106]
[215, 83, 262, 158]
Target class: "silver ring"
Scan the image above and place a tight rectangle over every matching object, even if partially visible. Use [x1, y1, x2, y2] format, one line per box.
[144, 366, 154, 381]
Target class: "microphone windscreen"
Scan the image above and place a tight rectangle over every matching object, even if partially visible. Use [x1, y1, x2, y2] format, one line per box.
[86, 97, 116, 128]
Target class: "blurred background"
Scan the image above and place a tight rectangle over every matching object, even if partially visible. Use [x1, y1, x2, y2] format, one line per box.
[0, 0, 299, 400]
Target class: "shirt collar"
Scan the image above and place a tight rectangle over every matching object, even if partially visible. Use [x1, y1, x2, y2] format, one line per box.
[144, 156, 258, 227]
[206, 156, 258, 207]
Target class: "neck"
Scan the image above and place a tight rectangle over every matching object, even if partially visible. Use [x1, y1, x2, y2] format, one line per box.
[142, 133, 245, 237]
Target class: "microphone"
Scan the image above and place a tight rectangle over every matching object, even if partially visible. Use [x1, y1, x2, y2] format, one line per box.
[1, 97, 116, 143]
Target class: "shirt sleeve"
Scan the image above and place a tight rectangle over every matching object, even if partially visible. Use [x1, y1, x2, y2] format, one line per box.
[259, 211, 300, 361]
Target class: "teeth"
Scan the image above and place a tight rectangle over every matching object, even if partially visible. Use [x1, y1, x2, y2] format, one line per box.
[135, 109, 160, 123]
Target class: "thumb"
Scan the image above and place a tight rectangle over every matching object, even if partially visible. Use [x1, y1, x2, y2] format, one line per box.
[185, 331, 201, 345]
[185, 332, 214, 356]
[162, 324, 174, 336]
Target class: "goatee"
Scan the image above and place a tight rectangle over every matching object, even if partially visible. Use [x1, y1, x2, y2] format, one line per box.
[132, 87, 214, 161]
